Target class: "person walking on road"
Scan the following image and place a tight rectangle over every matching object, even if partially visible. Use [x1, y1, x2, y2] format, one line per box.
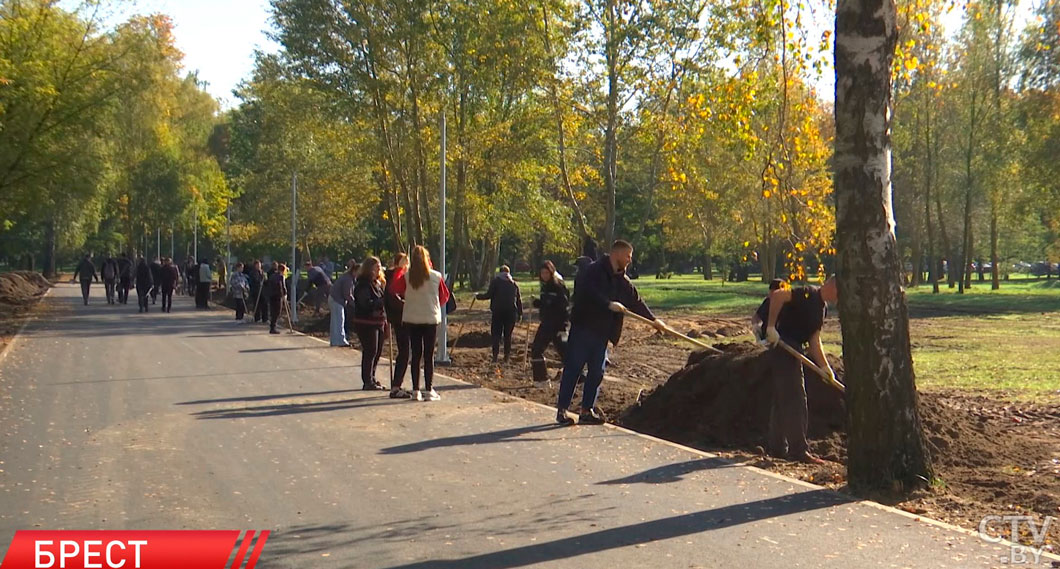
[117, 252, 133, 305]
[476, 265, 523, 363]
[149, 257, 162, 305]
[196, 258, 212, 309]
[760, 276, 838, 464]
[74, 254, 98, 306]
[329, 261, 356, 347]
[160, 257, 179, 313]
[352, 256, 388, 391]
[266, 263, 288, 334]
[134, 255, 154, 313]
[556, 240, 666, 426]
[215, 257, 227, 294]
[393, 246, 450, 402]
[184, 256, 197, 298]
[100, 254, 119, 305]
[384, 253, 412, 399]
[530, 260, 570, 382]
[229, 262, 249, 322]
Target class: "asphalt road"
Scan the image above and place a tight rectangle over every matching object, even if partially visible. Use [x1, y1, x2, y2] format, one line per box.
[0, 284, 1043, 568]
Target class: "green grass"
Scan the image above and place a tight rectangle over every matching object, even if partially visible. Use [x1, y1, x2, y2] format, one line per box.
[568, 274, 1060, 399]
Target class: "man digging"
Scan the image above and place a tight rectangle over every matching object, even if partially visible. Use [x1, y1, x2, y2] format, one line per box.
[762, 275, 839, 464]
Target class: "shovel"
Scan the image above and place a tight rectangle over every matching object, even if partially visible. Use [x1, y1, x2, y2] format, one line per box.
[615, 304, 724, 355]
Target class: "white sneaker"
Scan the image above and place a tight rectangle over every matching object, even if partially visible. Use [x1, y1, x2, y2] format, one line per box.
[427, 389, 441, 401]
[414, 390, 423, 402]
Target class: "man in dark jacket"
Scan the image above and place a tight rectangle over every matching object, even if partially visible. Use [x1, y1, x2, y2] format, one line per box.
[117, 253, 133, 304]
[149, 257, 163, 305]
[247, 260, 267, 324]
[160, 257, 180, 313]
[530, 260, 570, 382]
[302, 261, 332, 314]
[74, 254, 98, 305]
[266, 263, 288, 334]
[476, 265, 523, 362]
[134, 255, 154, 313]
[556, 240, 665, 426]
[100, 254, 119, 304]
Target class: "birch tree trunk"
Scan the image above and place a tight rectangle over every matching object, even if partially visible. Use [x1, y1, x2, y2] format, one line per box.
[834, 0, 933, 492]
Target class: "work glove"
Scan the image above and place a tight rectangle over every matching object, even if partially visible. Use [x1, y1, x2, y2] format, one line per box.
[652, 318, 667, 331]
[608, 301, 626, 313]
[765, 326, 780, 346]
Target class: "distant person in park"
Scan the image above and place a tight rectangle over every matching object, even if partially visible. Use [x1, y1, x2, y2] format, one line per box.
[215, 257, 227, 293]
[149, 257, 162, 305]
[750, 278, 789, 343]
[761, 276, 839, 464]
[556, 240, 666, 426]
[100, 254, 119, 305]
[184, 256, 197, 297]
[530, 260, 570, 383]
[329, 260, 357, 347]
[384, 253, 412, 399]
[196, 257, 212, 309]
[352, 256, 388, 391]
[247, 260, 267, 324]
[134, 255, 153, 313]
[393, 245, 450, 402]
[160, 257, 179, 313]
[476, 265, 523, 363]
[266, 263, 288, 334]
[74, 253, 98, 306]
[117, 252, 133, 305]
[229, 262, 249, 322]
[303, 260, 332, 314]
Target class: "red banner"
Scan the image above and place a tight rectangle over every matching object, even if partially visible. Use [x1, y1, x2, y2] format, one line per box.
[0, 530, 270, 569]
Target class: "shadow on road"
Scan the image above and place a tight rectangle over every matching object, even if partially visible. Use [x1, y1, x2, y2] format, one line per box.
[377, 489, 850, 569]
[596, 457, 735, 485]
[379, 424, 568, 455]
[176, 389, 358, 406]
[190, 396, 395, 420]
[52, 365, 355, 386]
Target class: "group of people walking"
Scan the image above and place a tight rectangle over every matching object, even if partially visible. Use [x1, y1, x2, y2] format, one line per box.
[74, 253, 182, 312]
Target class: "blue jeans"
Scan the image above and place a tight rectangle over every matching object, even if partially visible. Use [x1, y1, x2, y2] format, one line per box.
[329, 297, 348, 346]
[556, 325, 609, 413]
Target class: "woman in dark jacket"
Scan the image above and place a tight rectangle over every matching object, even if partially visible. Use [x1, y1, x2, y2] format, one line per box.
[134, 256, 154, 313]
[529, 260, 570, 382]
[383, 253, 411, 398]
[353, 256, 388, 391]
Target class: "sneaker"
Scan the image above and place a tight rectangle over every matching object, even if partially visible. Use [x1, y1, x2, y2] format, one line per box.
[556, 410, 575, 426]
[413, 390, 423, 402]
[389, 388, 412, 399]
[427, 389, 441, 401]
[578, 408, 607, 425]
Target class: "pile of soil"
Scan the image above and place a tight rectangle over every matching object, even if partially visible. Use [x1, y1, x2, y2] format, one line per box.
[620, 343, 846, 454]
[0, 271, 51, 304]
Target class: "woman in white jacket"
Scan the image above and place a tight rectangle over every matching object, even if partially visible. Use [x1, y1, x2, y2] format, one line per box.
[392, 245, 451, 401]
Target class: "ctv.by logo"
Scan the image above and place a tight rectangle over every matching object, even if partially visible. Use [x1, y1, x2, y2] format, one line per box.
[978, 515, 1057, 565]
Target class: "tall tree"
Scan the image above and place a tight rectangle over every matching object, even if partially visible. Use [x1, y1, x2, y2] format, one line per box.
[833, 0, 933, 491]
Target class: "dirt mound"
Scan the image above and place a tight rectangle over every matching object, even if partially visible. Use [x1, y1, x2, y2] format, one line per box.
[0, 271, 51, 304]
[620, 343, 846, 449]
[451, 330, 492, 349]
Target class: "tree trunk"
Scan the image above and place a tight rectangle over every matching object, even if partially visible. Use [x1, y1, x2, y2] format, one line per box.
[924, 94, 939, 294]
[959, 90, 978, 294]
[990, 203, 1000, 289]
[602, 0, 619, 250]
[834, 0, 932, 493]
[42, 218, 57, 279]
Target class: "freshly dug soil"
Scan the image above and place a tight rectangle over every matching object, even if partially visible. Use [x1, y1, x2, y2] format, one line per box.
[0, 271, 52, 354]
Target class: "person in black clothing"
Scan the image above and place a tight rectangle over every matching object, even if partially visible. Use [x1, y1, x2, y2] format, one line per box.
[247, 260, 267, 324]
[117, 253, 133, 304]
[529, 261, 570, 382]
[74, 254, 98, 305]
[100, 254, 119, 305]
[134, 255, 154, 313]
[266, 263, 288, 334]
[556, 240, 666, 426]
[160, 257, 179, 313]
[184, 256, 197, 297]
[302, 261, 332, 314]
[149, 257, 162, 304]
[384, 253, 411, 399]
[751, 278, 788, 342]
[761, 276, 839, 464]
[352, 256, 388, 391]
[476, 265, 523, 363]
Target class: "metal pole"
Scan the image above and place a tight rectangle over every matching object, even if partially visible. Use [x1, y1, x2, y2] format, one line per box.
[436, 110, 450, 364]
[170, 227, 174, 259]
[289, 171, 299, 323]
[193, 205, 198, 262]
[226, 205, 231, 268]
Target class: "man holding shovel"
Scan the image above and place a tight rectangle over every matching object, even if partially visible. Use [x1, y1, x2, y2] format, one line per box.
[555, 240, 666, 426]
[762, 276, 839, 464]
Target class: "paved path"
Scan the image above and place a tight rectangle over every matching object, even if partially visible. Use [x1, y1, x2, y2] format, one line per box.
[0, 284, 1041, 568]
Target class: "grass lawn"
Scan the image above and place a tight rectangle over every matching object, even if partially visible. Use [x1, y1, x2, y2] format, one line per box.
[542, 274, 1060, 399]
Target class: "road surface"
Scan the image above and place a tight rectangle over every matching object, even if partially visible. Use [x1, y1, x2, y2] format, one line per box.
[0, 284, 1043, 568]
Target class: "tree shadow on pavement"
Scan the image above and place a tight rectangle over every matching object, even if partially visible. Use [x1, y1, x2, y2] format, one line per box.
[378, 424, 567, 455]
[53, 365, 355, 386]
[190, 396, 394, 420]
[378, 489, 851, 569]
[176, 389, 358, 406]
[595, 457, 735, 485]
